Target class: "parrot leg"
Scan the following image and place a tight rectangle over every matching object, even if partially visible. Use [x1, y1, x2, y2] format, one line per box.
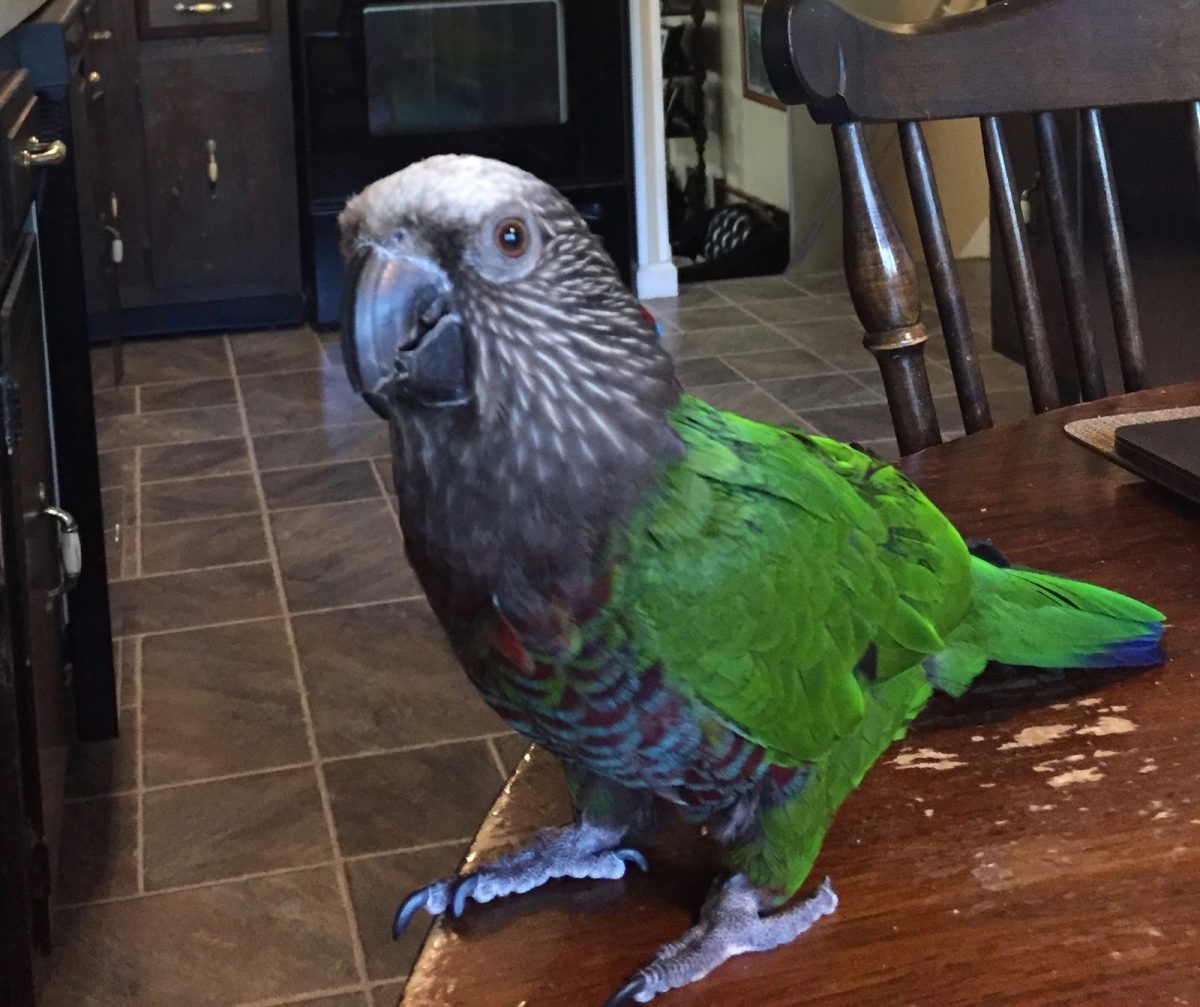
[392, 819, 647, 937]
[603, 873, 838, 1006]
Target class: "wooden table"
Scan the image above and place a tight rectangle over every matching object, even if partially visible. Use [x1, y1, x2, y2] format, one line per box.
[405, 384, 1200, 1007]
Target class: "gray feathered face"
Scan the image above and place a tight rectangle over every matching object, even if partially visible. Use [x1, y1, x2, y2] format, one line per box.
[338, 155, 675, 427]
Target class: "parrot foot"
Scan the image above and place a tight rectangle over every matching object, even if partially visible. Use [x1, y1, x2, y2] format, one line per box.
[392, 820, 647, 938]
[603, 874, 838, 1006]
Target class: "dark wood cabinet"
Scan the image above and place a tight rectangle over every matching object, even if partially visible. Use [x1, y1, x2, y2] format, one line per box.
[78, 0, 303, 337]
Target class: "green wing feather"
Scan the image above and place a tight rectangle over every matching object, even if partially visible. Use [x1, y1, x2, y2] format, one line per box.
[618, 395, 972, 766]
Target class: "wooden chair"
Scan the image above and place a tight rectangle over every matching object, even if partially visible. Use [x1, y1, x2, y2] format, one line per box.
[762, 0, 1200, 455]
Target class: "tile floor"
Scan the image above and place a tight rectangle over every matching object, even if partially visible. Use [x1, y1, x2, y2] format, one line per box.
[48, 263, 1030, 1006]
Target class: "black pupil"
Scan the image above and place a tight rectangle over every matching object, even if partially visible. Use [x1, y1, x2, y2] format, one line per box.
[500, 224, 523, 250]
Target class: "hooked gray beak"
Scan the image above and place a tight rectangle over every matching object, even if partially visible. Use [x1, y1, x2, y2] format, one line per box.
[340, 249, 473, 416]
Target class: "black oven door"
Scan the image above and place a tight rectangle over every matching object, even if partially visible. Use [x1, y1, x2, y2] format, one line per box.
[300, 0, 632, 198]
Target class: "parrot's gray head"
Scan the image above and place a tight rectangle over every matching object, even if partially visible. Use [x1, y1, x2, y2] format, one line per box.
[338, 156, 684, 590]
[338, 154, 678, 426]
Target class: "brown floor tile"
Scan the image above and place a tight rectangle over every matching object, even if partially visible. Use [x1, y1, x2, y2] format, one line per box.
[743, 293, 856, 324]
[142, 620, 309, 785]
[90, 335, 231, 388]
[241, 370, 377, 436]
[41, 867, 357, 1007]
[98, 447, 136, 491]
[110, 562, 280, 636]
[673, 303, 756, 331]
[674, 356, 741, 389]
[370, 983, 405, 1007]
[721, 346, 836, 382]
[325, 742, 500, 855]
[103, 524, 134, 581]
[344, 843, 468, 981]
[271, 500, 420, 612]
[492, 734, 533, 775]
[787, 269, 851, 298]
[710, 275, 803, 303]
[141, 513, 269, 575]
[293, 600, 505, 759]
[775, 316, 877, 371]
[92, 386, 137, 419]
[255, 422, 392, 471]
[118, 637, 138, 710]
[801, 400, 898, 443]
[692, 383, 799, 426]
[664, 324, 793, 360]
[140, 436, 250, 481]
[66, 706, 137, 798]
[262, 461, 382, 510]
[140, 472, 259, 523]
[56, 794, 138, 905]
[231, 328, 325, 375]
[100, 485, 131, 532]
[138, 377, 237, 413]
[97, 405, 243, 452]
[759, 372, 883, 413]
[143, 767, 330, 889]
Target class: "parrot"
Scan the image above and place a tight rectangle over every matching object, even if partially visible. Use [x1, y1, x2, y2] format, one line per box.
[336, 154, 1167, 1004]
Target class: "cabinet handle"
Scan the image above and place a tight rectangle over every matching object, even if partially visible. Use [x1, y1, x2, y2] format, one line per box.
[16, 137, 67, 168]
[173, 2, 234, 12]
[206, 139, 219, 192]
[43, 506, 81, 596]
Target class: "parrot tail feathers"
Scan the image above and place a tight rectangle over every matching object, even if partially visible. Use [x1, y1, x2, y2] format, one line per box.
[954, 555, 1166, 673]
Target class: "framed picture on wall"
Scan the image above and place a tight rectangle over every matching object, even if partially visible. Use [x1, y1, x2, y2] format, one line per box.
[740, 0, 785, 110]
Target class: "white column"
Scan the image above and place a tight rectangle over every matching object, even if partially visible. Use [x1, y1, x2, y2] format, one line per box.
[628, 0, 679, 299]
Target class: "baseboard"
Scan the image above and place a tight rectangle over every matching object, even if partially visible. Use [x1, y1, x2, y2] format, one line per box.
[636, 260, 679, 299]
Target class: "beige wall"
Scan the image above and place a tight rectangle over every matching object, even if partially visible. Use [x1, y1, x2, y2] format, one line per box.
[787, 0, 991, 273]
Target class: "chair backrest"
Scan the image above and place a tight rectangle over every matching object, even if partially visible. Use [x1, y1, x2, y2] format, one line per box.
[762, 0, 1200, 454]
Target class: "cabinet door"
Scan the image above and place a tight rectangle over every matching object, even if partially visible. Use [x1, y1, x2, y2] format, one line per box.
[137, 44, 302, 300]
[0, 227, 68, 962]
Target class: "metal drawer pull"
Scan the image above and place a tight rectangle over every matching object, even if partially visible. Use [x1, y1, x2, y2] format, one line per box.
[173, 2, 235, 12]
[43, 506, 81, 596]
[16, 138, 68, 168]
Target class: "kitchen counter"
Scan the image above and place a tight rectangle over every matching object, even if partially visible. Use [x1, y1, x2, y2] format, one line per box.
[0, 0, 48, 39]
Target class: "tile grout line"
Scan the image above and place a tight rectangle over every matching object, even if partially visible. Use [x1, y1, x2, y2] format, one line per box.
[55, 836, 472, 910]
[322, 730, 517, 766]
[484, 736, 510, 784]
[134, 632, 145, 895]
[109, 591, 430, 643]
[222, 336, 374, 994]
[133, 445, 143, 577]
[63, 723, 516, 805]
[368, 457, 402, 528]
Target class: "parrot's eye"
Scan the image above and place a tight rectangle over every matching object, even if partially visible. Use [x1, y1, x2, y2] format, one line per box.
[495, 218, 529, 258]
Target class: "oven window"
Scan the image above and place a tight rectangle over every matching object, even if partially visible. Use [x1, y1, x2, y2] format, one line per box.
[363, 0, 568, 136]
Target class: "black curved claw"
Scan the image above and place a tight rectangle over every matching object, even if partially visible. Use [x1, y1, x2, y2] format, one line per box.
[392, 888, 435, 940]
[602, 974, 650, 1007]
[451, 874, 480, 917]
[614, 848, 649, 873]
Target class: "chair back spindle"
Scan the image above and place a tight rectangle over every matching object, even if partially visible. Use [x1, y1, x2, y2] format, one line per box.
[1081, 108, 1148, 392]
[980, 115, 1060, 413]
[898, 120, 992, 434]
[1033, 112, 1107, 401]
[832, 122, 941, 454]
